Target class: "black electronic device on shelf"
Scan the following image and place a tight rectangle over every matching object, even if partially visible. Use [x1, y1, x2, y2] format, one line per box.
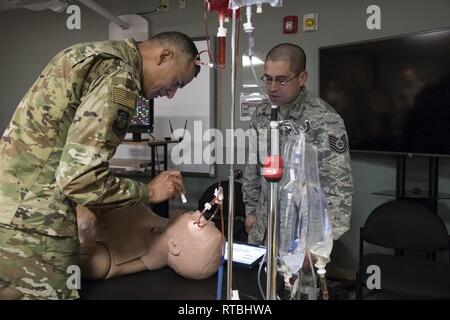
[128, 95, 154, 141]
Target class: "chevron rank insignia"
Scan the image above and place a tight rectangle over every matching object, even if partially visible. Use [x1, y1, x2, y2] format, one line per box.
[112, 87, 137, 109]
[329, 134, 348, 153]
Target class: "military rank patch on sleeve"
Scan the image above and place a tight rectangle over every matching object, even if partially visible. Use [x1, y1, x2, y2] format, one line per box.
[112, 87, 137, 109]
[113, 109, 130, 136]
[329, 134, 348, 153]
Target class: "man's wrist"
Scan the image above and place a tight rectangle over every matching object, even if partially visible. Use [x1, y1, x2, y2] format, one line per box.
[136, 181, 150, 204]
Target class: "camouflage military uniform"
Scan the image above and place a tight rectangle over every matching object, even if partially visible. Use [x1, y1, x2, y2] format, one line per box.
[0, 39, 149, 299]
[243, 87, 353, 299]
[243, 87, 353, 244]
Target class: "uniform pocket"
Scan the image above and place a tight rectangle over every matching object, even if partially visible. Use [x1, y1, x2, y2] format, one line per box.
[41, 235, 79, 273]
[98, 105, 134, 147]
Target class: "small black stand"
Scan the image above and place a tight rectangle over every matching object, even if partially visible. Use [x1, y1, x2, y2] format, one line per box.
[132, 132, 142, 142]
[391, 155, 440, 212]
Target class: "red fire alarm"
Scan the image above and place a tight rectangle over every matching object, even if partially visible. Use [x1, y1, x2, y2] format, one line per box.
[283, 16, 298, 34]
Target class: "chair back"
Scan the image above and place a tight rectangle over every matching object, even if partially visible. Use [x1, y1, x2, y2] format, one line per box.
[362, 200, 449, 252]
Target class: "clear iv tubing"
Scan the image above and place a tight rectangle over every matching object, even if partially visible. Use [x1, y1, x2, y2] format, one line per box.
[244, 5, 268, 98]
[307, 251, 317, 289]
[247, 32, 268, 98]
[257, 251, 281, 300]
[316, 256, 330, 300]
[320, 274, 329, 300]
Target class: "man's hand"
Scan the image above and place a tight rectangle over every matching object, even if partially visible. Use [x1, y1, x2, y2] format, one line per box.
[147, 171, 185, 204]
[245, 214, 256, 234]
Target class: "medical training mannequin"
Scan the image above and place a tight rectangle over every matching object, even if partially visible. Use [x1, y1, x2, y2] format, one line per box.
[77, 204, 224, 280]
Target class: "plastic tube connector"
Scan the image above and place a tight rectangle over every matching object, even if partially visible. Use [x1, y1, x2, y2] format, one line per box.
[217, 26, 227, 37]
[214, 187, 224, 202]
[243, 5, 254, 32]
[256, 3, 263, 13]
[314, 256, 328, 277]
[243, 22, 254, 32]
[316, 267, 326, 277]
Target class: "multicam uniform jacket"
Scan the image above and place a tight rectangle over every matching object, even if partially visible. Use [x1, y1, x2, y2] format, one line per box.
[0, 39, 148, 299]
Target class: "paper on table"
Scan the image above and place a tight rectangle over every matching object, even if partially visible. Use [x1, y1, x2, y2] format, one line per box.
[224, 242, 266, 266]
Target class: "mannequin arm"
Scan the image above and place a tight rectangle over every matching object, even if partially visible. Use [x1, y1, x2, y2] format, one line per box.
[78, 242, 111, 280]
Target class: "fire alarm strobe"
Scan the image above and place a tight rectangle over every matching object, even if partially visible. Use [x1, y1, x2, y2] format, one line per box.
[283, 16, 298, 34]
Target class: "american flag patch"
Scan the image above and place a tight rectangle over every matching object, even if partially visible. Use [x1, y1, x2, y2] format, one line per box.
[112, 87, 137, 109]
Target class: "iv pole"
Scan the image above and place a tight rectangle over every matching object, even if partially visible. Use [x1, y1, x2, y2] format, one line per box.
[226, 7, 237, 300]
[226, 1, 282, 300]
[264, 107, 282, 300]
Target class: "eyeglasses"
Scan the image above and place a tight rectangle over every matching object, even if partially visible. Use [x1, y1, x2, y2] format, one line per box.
[260, 71, 303, 86]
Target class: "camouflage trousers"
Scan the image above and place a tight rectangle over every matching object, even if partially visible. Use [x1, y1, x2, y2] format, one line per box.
[0, 224, 79, 300]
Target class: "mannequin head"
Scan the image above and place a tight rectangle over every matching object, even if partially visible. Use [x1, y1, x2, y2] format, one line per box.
[165, 211, 224, 279]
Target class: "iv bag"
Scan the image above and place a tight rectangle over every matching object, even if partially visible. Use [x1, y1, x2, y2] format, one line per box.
[304, 145, 333, 263]
[229, 0, 282, 10]
[278, 133, 308, 276]
[278, 135, 302, 252]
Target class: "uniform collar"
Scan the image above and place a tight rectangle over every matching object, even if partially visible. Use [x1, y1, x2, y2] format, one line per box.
[262, 86, 308, 119]
[286, 86, 308, 120]
[123, 38, 143, 84]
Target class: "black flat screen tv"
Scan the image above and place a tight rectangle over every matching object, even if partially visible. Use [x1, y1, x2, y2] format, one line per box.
[319, 28, 450, 157]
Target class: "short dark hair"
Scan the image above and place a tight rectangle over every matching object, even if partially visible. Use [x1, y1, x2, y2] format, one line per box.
[265, 43, 306, 74]
[150, 31, 200, 77]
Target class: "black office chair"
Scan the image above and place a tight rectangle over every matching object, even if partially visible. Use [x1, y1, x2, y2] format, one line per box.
[356, 200, 450, 299]
[198, 180, 247, 242]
